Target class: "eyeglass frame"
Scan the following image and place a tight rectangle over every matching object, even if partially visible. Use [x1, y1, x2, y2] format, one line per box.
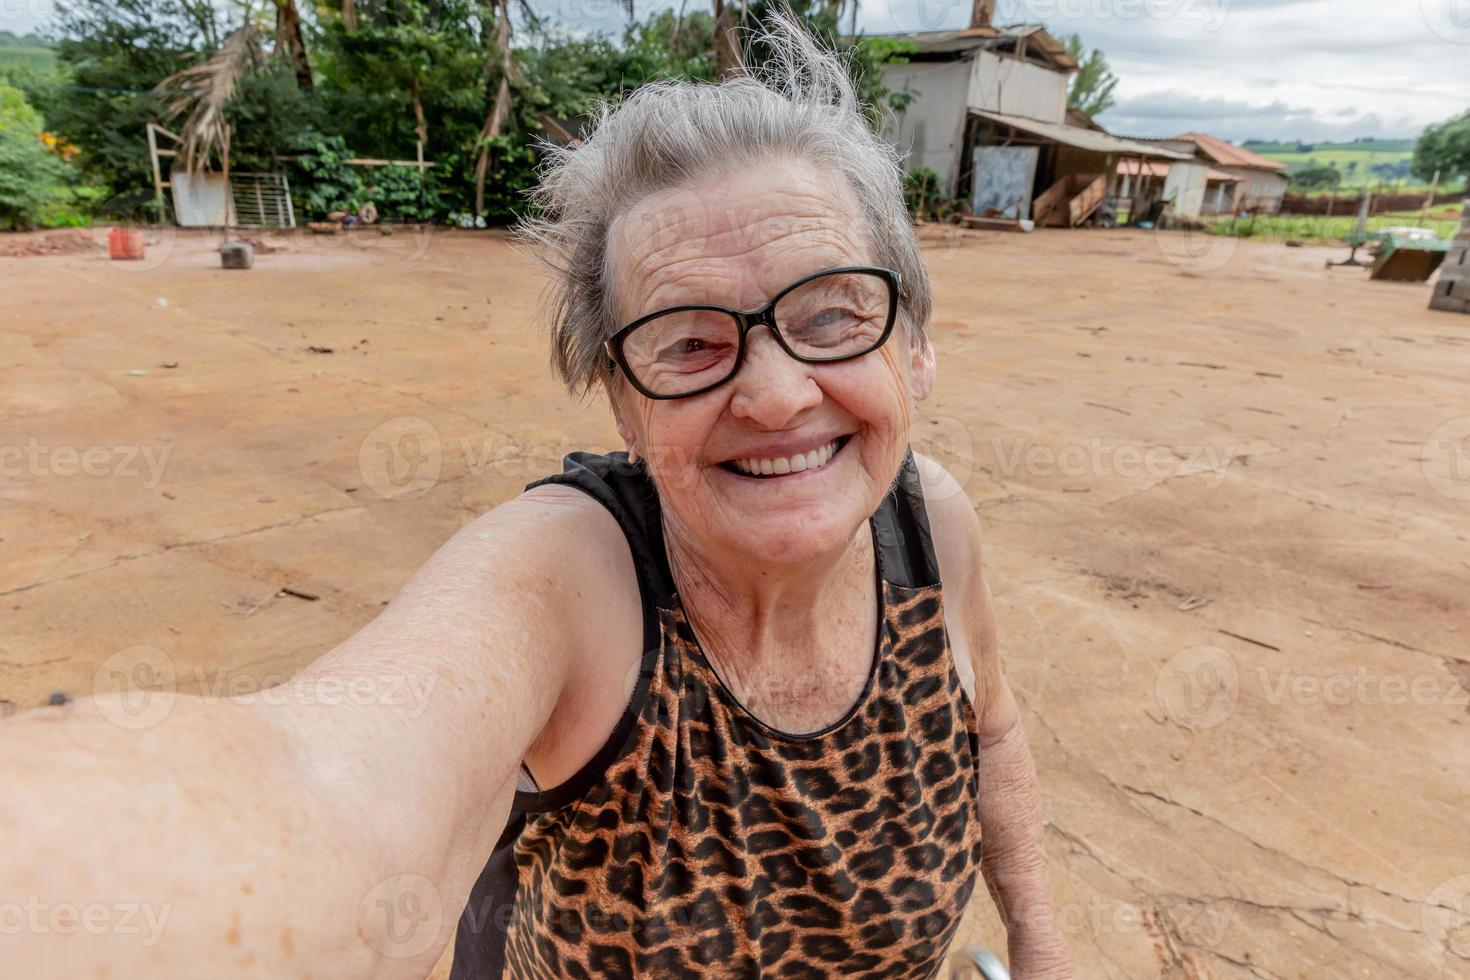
[602, 265, 903, 400]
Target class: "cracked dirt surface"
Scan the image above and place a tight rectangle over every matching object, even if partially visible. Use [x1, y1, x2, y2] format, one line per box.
[2, 226, 1467, 977]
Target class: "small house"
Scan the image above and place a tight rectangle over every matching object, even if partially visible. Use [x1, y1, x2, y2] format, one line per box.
[875, 2, 1189, 226]
[1160, 133, 1289, 214]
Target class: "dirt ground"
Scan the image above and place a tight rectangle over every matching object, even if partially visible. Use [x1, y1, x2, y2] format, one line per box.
[2, 224, 1467, 978]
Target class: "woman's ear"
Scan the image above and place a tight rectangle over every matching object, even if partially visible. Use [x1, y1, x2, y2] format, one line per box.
[608, 385, 642, 463]
[909, 332, 936, 402]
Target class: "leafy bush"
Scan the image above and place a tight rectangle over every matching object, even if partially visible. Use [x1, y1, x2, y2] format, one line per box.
[360, 164, 433, 222]
[290, 134, 443, 222]
[290, 134, 366, 217]
[903, 166, 953, 222]
[0, 84, 69, 228]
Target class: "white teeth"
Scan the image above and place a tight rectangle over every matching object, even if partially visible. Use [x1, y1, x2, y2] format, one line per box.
[731, 439, 841, 477]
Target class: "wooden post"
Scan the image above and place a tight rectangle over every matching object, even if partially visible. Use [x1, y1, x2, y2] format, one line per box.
[969, 0, 996, 28]
[1419, 169, 1441, 227]
[1354, 191, 1370, 237]
[145, 123, 165, 222]
[221, 124, 232, 241]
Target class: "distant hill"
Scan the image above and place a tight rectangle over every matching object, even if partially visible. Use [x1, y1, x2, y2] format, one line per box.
[0, 30, 55, 74]
[1239, 138, 1432, 190]
[1241, 138, 1415, 154]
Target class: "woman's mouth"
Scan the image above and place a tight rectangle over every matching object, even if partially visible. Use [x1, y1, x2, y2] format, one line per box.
[721, 436, 850, 478]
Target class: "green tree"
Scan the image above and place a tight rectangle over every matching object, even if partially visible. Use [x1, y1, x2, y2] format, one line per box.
[43, 0, 224, 195]
[1413, 109, 1470, 183]
[314, 0, 485, 162]
[0, 84, 69, 228]
[1288, 164, 1340, 191]
[1061, 33, 1117, 117]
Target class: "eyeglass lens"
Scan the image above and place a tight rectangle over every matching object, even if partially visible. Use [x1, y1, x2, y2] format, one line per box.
[619, 271, 892, 397]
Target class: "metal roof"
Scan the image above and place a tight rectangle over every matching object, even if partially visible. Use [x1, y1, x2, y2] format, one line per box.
[866, 25, 1078, 70]
[971, 110, 1194, 160]
[1117, 160, 1242, 182]
[1171, 132, 1288, 172]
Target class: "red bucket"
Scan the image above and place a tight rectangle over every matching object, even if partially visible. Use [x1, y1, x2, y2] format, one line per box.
[108, 227, 145, 261]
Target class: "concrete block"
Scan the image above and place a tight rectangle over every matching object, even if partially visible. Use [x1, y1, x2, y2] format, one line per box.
[1439, 261, 1470, 284]
[219, 242, 254, 270]
[1430, 277, 1470, 314]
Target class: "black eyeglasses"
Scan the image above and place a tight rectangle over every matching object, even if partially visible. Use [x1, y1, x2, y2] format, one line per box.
[604, 266, 901, 400]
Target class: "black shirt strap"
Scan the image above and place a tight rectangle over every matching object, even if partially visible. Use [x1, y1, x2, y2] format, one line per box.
[872, 449, 943, 590]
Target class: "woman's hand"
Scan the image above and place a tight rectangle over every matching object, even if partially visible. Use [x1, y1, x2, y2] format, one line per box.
[975, 715, 1075, 980]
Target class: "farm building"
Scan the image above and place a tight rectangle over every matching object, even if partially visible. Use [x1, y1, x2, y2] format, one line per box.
[1129, 133, 1291, 214]
[875, 1, 1190, 227]
[1115, 160, 1242, 217]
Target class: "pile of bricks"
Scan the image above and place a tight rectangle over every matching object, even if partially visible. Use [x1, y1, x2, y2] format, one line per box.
[1430, 202, 1470, 314]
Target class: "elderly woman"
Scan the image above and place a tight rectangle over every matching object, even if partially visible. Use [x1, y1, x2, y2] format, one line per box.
[0, 19, 1070, 980]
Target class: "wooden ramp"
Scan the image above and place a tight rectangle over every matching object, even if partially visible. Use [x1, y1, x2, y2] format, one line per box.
[1032, 174, 1107, 228]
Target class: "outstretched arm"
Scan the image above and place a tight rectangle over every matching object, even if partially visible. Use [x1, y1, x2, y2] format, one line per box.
[0, 486, 606, 979]
[917, 456, 1073, 979]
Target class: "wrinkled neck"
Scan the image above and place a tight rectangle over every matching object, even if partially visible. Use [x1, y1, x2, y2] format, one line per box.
[661, 511, 875, 672]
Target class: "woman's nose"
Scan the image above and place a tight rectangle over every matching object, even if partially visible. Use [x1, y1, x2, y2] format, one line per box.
[728, 328, 822, 427]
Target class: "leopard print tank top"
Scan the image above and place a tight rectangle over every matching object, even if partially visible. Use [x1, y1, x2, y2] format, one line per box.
[451, 450, 984, 978]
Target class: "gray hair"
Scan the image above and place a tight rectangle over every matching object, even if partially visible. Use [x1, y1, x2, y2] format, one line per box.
[519, 12, 932, 395]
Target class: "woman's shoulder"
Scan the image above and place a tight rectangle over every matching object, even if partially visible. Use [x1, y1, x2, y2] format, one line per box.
[910, 452, 985, 702]
[910, 451, 985, 580]
[428, 468, 645, 649]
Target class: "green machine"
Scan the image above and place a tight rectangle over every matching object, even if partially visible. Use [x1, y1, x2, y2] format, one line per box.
[1370, 232, 1449, 282]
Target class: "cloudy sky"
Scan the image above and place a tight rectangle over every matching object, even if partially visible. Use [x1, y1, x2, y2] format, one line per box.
[8, 0, 1466, 142]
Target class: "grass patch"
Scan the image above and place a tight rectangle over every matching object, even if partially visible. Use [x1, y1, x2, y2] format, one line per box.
[1204, 213, 1460, 244]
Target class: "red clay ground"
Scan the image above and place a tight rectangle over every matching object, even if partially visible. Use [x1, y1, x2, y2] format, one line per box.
[2, 224, 1468, 977]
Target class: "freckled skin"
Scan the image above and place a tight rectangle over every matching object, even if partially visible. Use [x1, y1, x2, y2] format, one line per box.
[607, 158, 934, 575]
[603, 160, 938, 722]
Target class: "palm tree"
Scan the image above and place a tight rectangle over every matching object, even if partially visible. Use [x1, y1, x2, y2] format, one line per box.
[155, 23, 263, 178]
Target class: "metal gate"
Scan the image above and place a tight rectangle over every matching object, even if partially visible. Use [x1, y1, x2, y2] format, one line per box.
[229, 173, 296, 229]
